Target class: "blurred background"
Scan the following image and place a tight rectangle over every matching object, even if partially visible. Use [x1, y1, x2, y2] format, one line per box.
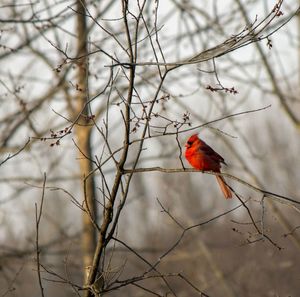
[0, 0, 299, 296]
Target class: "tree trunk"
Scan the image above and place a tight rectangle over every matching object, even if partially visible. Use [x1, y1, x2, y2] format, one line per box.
[74, 0, 97, 283]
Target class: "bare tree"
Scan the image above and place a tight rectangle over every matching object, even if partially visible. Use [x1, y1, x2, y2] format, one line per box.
[1, 1, 300, 296]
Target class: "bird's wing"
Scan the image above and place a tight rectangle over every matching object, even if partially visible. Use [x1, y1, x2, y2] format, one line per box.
[198, 142, 226, 165]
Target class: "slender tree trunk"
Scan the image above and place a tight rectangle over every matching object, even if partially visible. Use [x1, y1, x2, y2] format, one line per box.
[74, 0, 97, 282]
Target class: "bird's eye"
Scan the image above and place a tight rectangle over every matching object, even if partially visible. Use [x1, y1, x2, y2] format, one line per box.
[187, 141, 192, 145]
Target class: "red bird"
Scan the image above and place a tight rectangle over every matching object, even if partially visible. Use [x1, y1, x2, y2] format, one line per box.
[185, 134, 232, 199]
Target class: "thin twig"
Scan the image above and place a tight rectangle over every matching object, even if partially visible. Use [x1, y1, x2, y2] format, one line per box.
[35, 172, 47, 297]
[0, 138, 30, 167]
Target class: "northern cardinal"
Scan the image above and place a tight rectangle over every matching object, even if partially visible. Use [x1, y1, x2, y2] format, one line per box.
[185, 134, 232, 199]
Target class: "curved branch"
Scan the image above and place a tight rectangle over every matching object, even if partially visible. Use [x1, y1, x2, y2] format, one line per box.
[123, 166, 300, 206]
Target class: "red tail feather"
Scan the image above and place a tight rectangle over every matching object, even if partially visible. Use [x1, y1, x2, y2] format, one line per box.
[216, 176, 232, 199]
